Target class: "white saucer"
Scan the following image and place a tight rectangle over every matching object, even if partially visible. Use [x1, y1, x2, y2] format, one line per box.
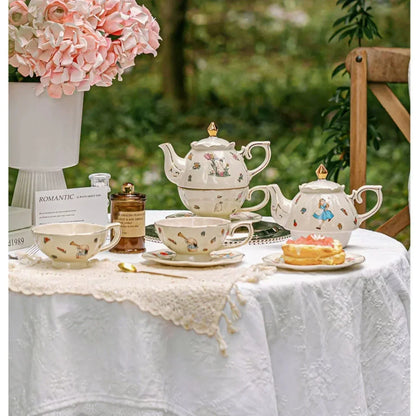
[229, 211, 262, 223]
[142, 249, 244, 267]
[262, 251, 365, 271]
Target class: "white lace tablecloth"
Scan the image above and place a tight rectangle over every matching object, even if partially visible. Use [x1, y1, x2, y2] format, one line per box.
[9, 211, 410, 416]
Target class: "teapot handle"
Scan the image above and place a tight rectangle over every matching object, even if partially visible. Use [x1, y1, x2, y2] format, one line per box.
[239, 141, 271, 179]
[348, 185, 383, 226]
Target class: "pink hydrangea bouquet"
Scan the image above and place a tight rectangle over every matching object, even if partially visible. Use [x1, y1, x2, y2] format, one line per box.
[9, 0, 161, 98]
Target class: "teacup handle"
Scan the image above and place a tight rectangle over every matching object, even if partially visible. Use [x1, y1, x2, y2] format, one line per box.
[99, 222, 122, 252]
[237, 185, 270, 212]
[348, 185, 383, 226]
[239, 141, 271, 179]
[220, 221, 254, 249]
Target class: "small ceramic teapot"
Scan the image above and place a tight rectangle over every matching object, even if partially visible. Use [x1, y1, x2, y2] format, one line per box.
[159, 122, 271, 218]
[247, 164, 383, 246]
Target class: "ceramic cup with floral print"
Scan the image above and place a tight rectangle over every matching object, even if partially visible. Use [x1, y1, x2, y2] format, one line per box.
[32, 222, 121, 268]
[154, 217, 254, 261]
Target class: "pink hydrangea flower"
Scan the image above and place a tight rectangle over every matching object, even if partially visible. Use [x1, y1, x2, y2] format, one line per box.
[97, 1, 161, 70]
[8, 0, 161, 98]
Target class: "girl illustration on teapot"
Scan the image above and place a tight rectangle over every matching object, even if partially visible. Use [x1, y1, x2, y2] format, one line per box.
[313, 198, 334, 230]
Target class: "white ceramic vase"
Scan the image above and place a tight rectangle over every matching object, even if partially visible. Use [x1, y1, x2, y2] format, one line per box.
[9, 82, 84, 220]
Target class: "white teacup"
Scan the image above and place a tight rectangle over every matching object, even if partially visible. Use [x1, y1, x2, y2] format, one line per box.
[154, 216, 254, 261]
[32, 222, 121, 268]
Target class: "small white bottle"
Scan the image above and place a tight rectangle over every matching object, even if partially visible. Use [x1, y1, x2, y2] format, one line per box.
[89, 173, 111, 208]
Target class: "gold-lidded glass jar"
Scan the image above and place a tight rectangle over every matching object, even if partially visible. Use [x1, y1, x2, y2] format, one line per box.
[110, 182, 146, 253]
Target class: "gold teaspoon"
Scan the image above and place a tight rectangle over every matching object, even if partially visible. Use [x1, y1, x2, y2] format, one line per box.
[118, 262, 188, 279]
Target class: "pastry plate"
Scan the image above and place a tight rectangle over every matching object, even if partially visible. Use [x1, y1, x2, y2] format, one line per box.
[262, 251, 365, 271]
[142, 249, 244, 267]
[146, 221, 289, 246]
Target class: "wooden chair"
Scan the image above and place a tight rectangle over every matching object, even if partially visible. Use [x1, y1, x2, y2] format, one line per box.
[345, 47, 410, 237]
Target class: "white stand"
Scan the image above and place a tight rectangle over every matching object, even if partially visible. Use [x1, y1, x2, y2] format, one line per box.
[11, 170, 67, 223]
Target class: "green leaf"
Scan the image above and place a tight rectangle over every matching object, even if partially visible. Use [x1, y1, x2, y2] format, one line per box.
[363, 26, 374, 39]
[336, 0, 352, 7]
[338, 28, 355, 43]
[340, 0, 356, 9]
[329, 24, 355, 42]
[333, 16, 350, 27]
[331, 62, 347, 78]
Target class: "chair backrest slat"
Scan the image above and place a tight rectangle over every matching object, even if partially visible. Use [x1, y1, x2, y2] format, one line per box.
[346, 47, 410, 83]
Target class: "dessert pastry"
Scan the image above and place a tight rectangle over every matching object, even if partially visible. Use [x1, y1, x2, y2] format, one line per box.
[282, 234, 345, 265]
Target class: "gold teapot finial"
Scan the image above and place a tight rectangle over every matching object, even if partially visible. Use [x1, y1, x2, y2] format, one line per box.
[207, 122, 218, 137]
[316, 164, 328, 180]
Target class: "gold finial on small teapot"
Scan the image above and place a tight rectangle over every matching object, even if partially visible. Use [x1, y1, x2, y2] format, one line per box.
[207, 122, 218, 137]
[316, 164, 328, 180]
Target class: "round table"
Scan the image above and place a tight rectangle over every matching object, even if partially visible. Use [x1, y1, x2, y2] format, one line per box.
[9, 211, 410, 416]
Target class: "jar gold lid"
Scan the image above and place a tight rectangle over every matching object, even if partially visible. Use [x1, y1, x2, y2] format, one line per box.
[111, 182, 146, 200]
[122, 182, 135, 194]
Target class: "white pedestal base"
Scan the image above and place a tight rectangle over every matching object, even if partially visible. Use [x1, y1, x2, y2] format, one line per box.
[11, 170, 67, 223]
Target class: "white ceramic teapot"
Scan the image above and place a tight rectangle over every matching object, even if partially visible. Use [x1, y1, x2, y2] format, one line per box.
[159, 122, 271, 218]
[247, 164, 383, 246]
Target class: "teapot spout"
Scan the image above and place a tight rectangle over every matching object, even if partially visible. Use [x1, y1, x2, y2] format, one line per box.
[267, 184, 292, 227]
[159, 143, 186, 184]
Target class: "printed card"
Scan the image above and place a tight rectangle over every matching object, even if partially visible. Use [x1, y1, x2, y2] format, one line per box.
[35, 187, 109, 226]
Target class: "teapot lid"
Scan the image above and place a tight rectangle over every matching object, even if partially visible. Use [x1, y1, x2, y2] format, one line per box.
[191, 122, 235, 150]
[299, 164, 344, 193]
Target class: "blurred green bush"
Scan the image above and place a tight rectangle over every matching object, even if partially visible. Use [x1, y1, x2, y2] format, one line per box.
[9, 0, 410, 246]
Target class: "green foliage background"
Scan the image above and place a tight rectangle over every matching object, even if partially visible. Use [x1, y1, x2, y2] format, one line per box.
[9, 0, 410, 247]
